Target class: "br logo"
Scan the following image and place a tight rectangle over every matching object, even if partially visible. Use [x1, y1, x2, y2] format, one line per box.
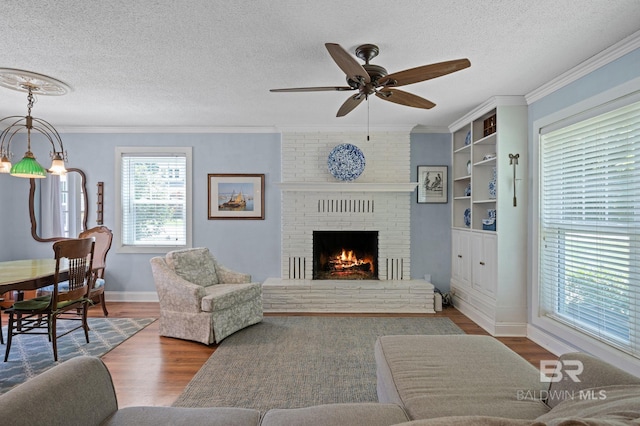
[540, 360, 584, 383]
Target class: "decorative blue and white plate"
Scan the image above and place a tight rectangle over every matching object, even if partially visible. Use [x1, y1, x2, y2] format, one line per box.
[327, 143, 365, 181]
[464, 208, 471, 227]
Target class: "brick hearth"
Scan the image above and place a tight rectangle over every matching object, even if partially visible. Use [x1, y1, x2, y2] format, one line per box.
[262, 278, 435, 313]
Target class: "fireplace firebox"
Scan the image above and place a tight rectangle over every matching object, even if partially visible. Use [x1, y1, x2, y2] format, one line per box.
[313, 231, 378, 280]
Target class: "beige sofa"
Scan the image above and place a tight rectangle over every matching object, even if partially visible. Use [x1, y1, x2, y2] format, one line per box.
[0, 356, 409, 426]
[2, 336, 639, 425]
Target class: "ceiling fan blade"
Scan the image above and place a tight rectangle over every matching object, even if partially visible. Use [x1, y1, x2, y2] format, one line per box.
[336, 94, 365, 117]
[376, 89, 436, 109]
[270, 86, 354, 92]
[325, 43, 371, 84]
[379, 58, 471, 87]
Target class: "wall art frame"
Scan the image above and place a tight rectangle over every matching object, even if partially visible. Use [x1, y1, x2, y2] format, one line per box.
[208, 173, 265, 219]
[417, 165, 448, 204]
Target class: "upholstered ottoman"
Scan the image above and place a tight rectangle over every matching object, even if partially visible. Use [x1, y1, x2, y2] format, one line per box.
[374, 335, 550, 421]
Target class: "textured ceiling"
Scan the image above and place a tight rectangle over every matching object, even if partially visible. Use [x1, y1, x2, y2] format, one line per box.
[1, 0, 640, 131]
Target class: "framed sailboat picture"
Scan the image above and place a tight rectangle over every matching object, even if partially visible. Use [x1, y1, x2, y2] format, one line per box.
[208, 174, 265, 219]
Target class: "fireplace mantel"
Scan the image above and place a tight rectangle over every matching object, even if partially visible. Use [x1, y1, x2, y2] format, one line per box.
[277, 182, 418, 192]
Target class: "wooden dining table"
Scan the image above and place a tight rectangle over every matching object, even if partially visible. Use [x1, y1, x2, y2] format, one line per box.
[0, 258, 69, 295]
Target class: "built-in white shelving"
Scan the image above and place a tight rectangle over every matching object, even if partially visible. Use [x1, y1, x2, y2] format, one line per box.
[449, 96, 529, 336]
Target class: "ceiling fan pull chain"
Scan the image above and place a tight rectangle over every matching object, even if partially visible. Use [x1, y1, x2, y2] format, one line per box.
[367, 95, 370, 141]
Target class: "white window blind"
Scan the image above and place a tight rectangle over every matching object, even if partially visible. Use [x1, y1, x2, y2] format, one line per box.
[121, 152, 188, 247]
[539, 99, 640, 357]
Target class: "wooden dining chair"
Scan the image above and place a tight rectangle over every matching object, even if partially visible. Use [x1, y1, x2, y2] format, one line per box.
[0, 298, 4, 345]
[78, 226, 113, 316]
[3, 237, 95, 362]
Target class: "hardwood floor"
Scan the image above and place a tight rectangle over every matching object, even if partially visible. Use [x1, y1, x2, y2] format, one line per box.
[6, 302, 556, 408]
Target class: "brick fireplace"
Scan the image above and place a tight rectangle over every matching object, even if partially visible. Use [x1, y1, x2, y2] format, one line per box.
[262, 130, 434, 313]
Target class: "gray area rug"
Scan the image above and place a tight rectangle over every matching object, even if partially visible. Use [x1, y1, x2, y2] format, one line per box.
[173, 316, 464, 411]
[0, 317, 155, 394]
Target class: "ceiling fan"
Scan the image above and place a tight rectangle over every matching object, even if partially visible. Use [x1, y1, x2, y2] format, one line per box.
[270, 43, 471, 117]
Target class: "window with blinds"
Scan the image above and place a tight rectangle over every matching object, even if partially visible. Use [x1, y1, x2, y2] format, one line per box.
[118, 148, 191, 249]
[539, 99, 640, 357]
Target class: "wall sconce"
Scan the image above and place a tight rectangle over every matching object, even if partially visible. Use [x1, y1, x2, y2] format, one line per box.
[0, 68, 71, 178]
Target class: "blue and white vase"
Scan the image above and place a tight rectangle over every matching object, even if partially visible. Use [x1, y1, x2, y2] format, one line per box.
[463, 208, 471, 227]
[488, 167, 497, 199]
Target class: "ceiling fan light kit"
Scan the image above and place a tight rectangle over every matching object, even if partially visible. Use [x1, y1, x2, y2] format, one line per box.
[270, 43, 470, 117]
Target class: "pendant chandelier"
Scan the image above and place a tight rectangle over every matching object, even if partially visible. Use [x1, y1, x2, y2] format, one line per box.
[0, 68, 71, 178]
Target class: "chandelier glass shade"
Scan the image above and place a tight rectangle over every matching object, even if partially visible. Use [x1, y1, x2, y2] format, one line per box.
[0, 68, 71, 179]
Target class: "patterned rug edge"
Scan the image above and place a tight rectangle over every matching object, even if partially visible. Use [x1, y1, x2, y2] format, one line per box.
[0, 317, 156, 394]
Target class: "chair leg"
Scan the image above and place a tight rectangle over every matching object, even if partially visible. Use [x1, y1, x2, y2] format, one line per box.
[0, 299, 4, 345]
[99, 293, 109, 317]
[4, 312, 14, 362]
[82, 302, 90, 343]
[50, 314, 58, 362]
[47, 313, 52, 341]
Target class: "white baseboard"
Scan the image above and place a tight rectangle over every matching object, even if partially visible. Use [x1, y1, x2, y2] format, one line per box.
[526, 324, 580, 356]
[105, 291, 159, 302]
[453, 298, 527, 336]
[453, 297, 496, 334]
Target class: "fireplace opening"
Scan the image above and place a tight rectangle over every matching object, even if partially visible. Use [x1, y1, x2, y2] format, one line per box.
[313, 231, 378, 280]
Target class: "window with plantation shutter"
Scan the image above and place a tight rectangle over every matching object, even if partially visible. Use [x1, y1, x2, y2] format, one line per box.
[116, 147, 192, 252]
[538, 99, 640, 358]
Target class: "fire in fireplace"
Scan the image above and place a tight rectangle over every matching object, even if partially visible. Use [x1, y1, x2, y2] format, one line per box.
[313, 231, 378, 280]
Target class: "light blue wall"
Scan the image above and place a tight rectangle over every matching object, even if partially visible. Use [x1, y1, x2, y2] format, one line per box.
[527, 48, 640, 339]
[0, 129, 453, 297]
[410, 132, 452, 290]
[0, 132, 282, 294]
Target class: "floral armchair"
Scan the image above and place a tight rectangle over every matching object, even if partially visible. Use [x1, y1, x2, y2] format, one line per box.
[150, 247, 263, 344]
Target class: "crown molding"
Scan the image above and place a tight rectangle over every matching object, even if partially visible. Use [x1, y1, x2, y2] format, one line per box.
[411, 125, 450, 134]
[448, 96, 527, 131]
[54, 125, 280, 134]
[526, 29, 640, 104]
[275, 124, 415, 133]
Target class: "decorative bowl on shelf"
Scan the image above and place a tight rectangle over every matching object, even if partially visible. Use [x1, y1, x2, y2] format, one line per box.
[483, 153, 496, 161]
[482, 218, 496, 231]
[464, 208, 471, 227]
